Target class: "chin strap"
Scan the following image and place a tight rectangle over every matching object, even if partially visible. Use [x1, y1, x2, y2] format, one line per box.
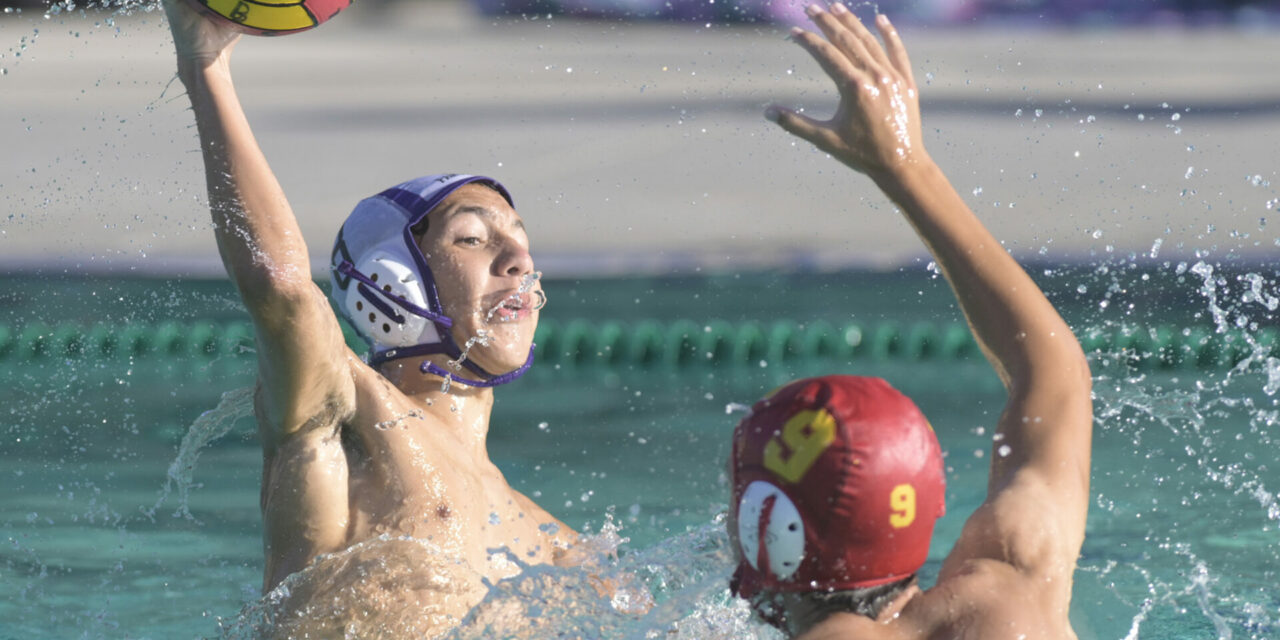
[336, 260, 453, 327]
[419, 345, 536, 388]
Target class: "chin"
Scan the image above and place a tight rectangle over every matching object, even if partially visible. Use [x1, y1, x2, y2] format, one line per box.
[455, 325, 535, 373]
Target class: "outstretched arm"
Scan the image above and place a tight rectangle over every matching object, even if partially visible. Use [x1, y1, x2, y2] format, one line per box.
[771, 5, 1091, 580]
[165, 0, 355, 447]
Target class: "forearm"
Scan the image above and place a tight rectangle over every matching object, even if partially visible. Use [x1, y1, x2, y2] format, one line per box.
[874, 160, 1087, 392]
[180, 58, 313, 309]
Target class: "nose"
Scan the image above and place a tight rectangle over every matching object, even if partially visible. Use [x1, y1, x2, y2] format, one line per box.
[496, 237, 534, 278]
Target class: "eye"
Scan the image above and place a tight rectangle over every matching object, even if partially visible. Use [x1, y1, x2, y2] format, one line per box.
[457, 236, 484, 247]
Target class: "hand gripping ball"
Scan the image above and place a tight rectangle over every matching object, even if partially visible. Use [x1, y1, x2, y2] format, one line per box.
[186, 0, 351, 36]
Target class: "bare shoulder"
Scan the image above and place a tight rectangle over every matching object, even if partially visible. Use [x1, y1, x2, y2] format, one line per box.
[904, 559, 1078, 640]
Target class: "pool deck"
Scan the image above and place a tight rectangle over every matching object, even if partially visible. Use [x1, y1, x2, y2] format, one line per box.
[2, 2, 1279, 277]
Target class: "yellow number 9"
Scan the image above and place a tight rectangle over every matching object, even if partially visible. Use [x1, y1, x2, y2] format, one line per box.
[889, 484, 916, 529]
[762, 409, 837, 484]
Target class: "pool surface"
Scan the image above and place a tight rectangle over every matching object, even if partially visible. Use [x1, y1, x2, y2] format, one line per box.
[1, 266, 1277, 638]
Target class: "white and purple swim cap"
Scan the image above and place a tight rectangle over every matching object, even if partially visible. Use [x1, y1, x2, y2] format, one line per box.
[329, 174, 534, 387]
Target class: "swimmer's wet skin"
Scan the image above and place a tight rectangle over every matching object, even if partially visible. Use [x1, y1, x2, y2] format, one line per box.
[732, 5, 1092, 639]
[162, 0, 575, 634]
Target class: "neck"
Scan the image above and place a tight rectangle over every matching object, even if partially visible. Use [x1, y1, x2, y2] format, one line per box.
[785, 583, 922, 639]
[379, 355, 497, 452]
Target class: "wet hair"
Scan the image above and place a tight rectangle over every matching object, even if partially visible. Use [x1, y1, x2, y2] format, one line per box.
[799, 575, 915, 620]
[408, 180, 506, 239]
[757, 575, 917, 636]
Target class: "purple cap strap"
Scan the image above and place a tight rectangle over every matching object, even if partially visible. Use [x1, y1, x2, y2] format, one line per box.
[336, 260, 453, 328]
[369, 342, 453, 368]
[419, 345, 536, 388]
[356, 284, 407, 325]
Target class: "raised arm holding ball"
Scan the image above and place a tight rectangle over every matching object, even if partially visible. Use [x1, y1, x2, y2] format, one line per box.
[728, 6, 1093, 639]
[163, 1, 575, 635]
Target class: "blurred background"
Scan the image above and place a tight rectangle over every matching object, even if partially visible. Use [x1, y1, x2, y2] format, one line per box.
[11, 0, 1280, 24]
[3, 0, 1280, 275]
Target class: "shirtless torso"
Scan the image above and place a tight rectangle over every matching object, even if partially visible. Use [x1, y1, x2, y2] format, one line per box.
[256, 357, 573, 635]
[260, 362, 571, 590]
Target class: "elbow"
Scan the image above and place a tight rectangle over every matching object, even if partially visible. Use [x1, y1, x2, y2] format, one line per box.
[1011, 330, 1093, 401]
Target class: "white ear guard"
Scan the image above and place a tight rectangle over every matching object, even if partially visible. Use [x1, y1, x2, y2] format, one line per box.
[342, 249, 442, 349]
[737, 481, 806, 581]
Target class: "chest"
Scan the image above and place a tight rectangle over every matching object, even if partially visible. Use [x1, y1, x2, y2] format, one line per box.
[339, 409, 562, 577]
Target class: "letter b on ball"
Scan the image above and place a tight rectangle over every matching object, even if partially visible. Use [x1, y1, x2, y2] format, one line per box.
[186, 0, 351, 36]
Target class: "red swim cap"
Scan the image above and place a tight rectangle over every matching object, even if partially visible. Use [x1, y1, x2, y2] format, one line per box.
[729, 375, 945, 601]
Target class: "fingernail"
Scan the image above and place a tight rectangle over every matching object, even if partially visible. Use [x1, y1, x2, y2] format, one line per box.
[830, 3, 848, 14]
[805, 3, 823, 16]
[876, 13, 890, 24]
[764, 106, 781, 123]
[787, 26, 804, 39]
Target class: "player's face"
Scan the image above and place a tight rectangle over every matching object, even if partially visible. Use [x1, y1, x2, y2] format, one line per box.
[417, 184, 541, 376]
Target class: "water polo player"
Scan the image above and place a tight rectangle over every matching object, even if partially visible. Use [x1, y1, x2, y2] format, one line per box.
[162, 0, 575, 633]
[728, 5, 1093, 638]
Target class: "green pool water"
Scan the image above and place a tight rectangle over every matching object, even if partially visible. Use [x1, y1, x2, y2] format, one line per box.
[1, 266, 1277, 638]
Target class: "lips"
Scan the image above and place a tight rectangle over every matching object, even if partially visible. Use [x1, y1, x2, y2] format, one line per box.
[484, 289, 537, 322]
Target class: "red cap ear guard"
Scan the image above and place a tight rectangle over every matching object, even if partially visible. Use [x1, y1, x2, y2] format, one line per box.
[729, 375, 946, 600]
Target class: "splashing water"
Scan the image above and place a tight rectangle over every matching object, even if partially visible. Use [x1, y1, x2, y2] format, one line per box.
[437, 329, 493, 393]
[217, 514, 767, 640]
[374, 408, 425, 431]
[444, 516, 765, 640]
[146, 386, 253, 521]
[1081, 260, 1279, 636]
[219, 534, 485, 639]
[44, 0, 160, 18]
[484, 271, 547, 324]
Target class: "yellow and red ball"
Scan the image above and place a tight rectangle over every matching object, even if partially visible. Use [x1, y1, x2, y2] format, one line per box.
[186, 0, 351, 36]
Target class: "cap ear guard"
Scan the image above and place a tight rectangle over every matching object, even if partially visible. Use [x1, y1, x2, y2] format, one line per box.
[737, 481, 806, 581]
[341, 250, 442, 349]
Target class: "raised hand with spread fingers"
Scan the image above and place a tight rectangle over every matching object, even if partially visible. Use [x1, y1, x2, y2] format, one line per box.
[768, 4, 926, 180]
